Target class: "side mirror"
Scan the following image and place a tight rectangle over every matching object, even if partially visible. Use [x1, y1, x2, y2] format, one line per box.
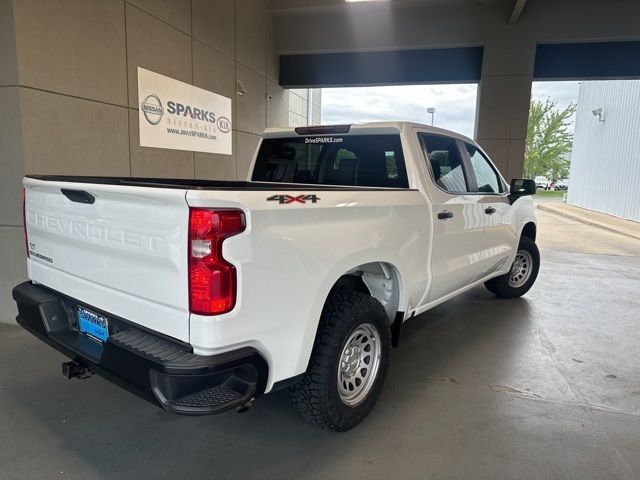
[510, 179, 536, 196]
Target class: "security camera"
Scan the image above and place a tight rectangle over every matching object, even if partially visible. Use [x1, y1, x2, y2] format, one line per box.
[592, 108, 605, 123]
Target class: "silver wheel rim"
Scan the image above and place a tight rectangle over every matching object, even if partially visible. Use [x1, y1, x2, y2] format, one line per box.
[509, 249, 533, 288]
[337, 323, 382, 407]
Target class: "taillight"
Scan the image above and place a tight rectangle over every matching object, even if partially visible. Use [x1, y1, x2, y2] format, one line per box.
[21, 189, 29, 258]
[188, 208, 245, 315]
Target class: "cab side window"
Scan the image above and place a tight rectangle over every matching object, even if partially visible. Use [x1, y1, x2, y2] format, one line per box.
[465, 143, 504, 193]
[421, 134, 469, 193]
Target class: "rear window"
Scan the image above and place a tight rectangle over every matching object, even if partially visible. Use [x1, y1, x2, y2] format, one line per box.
[251, 135, 409, 188]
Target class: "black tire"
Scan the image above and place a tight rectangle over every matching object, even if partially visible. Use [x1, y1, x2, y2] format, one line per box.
[290, 288, 391, 431]
[484, 236, 540, 298]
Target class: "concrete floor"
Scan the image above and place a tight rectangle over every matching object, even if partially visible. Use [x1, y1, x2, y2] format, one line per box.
[1, 209, 639, 480]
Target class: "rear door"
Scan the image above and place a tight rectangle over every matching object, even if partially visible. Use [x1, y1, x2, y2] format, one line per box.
[24, 178, 191, 342]
[418, 133, 486, 302]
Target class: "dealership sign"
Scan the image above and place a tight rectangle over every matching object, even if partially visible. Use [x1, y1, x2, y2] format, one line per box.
[138, 67, 232, 155]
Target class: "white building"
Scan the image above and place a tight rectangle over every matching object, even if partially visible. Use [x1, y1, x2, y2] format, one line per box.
[568, 80, 640, 222]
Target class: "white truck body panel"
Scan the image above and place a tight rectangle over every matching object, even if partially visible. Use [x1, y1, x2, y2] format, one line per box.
[186, 189, 429, 386]
[21, 121, 535, 393]
[24, 179, 191, 342]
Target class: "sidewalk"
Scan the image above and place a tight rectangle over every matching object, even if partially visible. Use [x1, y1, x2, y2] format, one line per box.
[537, 203, 640, 240]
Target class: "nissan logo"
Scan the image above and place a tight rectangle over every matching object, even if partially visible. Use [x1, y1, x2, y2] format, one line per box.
[141, 94, 164, 125]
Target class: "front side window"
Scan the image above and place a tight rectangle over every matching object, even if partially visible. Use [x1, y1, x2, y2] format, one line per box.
[251, 134, 408, 188]
[465, 143, 504, 193]
[421, 134, 469, 193]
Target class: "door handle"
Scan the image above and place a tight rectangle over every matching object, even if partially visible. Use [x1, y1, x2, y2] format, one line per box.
[437, 210, 454, 220]
[61, 188, 95, 204]
[484, 206, 496, 215]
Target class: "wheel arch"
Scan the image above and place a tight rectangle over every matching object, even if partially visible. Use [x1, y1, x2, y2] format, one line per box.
[335, 261, 403, 325]
[295, 257, 407, 379]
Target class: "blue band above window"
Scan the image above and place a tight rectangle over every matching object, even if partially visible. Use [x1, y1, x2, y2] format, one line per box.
[280, 47, 484, 88]
[534, 41, 640, 80]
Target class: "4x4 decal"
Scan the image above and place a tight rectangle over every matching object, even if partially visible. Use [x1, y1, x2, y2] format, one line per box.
[267, 194, 320, 205]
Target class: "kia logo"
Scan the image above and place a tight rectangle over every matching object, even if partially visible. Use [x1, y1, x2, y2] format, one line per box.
[141, 94, 164, 125]
[217, 116, 231, 133]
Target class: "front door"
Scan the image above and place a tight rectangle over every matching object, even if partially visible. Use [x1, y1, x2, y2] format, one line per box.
[462, 142, 517, 277]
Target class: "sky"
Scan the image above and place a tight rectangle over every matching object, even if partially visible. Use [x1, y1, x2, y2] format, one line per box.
[321, 81, 580, 137]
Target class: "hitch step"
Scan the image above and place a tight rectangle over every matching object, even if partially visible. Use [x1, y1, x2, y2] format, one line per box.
[62, 360, 93, 380]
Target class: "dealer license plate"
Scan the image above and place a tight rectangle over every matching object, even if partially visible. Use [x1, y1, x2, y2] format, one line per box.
[77, 307, 109, 342]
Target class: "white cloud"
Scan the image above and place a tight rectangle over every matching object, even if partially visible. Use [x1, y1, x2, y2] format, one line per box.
[531, 81, 580, 111]
[321, 84, 478, 138]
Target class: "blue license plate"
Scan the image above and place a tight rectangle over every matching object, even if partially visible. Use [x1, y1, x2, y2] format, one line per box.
[77, 307, 109, 342]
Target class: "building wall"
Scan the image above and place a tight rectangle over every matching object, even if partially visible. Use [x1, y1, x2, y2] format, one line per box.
[0, 0, 25, 324]
[288, 88, 322, 127]
[0, 0, 303, 323]
[567, 81, 640, 222]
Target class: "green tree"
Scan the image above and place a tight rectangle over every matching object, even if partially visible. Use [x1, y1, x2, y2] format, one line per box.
[524, 98, 576, 180]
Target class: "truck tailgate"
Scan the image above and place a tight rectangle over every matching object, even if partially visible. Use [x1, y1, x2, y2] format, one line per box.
[23, 178, 190, 342]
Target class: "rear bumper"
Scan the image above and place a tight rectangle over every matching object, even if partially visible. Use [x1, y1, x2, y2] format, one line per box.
[11, 281, 268, 415]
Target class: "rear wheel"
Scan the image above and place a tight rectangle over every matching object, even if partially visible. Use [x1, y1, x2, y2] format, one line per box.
[291, 288, 390, 431]
[485, 236, 540, 298]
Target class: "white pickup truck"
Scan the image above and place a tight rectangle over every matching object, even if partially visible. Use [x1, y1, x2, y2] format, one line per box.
[13, 122, 539, 431]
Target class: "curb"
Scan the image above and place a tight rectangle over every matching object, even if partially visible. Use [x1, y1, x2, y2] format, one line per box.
[537, 204, 640, 241]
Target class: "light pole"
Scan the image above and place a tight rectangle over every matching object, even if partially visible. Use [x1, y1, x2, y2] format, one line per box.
[427, 107, 436, 125]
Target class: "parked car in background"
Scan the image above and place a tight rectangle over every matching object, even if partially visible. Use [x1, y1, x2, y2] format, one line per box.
[534, 176, 550, 190]
[555, 179, 569, 190]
